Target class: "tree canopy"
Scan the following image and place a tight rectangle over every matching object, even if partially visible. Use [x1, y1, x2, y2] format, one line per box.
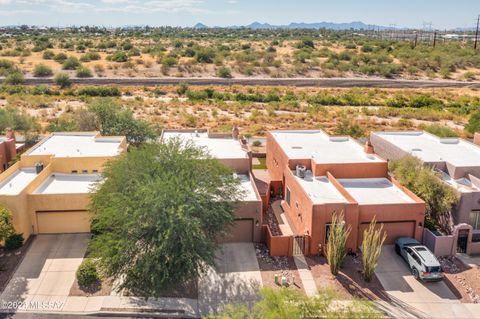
[389, 156, 459, 234]
[88, 140, 243, 296]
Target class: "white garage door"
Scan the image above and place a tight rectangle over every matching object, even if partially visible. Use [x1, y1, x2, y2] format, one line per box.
[36, 211, 91, 234]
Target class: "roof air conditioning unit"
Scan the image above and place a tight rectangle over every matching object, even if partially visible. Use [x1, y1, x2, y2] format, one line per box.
[296, 164, 307, 179]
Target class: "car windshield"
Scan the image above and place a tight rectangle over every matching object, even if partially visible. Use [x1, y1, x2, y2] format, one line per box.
[426, 266, 441, 273]
[416, 247, 427, 251]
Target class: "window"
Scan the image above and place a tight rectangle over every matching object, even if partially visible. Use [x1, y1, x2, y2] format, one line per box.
[325, 224, 331, 244]
[286, 187, 291, 206]
[469, 211, 480, 230]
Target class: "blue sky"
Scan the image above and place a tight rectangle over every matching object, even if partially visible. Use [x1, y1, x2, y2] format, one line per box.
[0, 0, 477, 29]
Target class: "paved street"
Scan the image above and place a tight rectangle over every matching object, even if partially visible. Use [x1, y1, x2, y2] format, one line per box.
[375, 245, 480, 319]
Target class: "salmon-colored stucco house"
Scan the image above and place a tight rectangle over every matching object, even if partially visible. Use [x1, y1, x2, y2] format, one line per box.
[265, 130, 425, 256]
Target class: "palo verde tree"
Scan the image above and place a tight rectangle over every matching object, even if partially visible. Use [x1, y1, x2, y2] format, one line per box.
[88, 140, 243, 297]
[0, 205, 15, 243]
[389, 156, 459, 234]
[361, 218, 387, 282]
[326, 212, 351, 276]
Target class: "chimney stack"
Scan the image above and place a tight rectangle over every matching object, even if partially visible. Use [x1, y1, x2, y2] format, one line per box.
[5, 128, 15, 142]
[364, 141, 374, 154]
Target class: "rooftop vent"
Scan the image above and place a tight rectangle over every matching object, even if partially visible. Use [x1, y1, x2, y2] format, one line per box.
[35, 161, 44, 174]
[296, 164, 307, 179]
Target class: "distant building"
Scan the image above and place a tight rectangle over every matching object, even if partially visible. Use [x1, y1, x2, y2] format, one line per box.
[371, 131, 480, 255]
[0, 128, 18, 173]
[0, 132, 127, 238]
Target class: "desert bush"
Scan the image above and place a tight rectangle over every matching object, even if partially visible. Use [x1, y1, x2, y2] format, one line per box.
[108, 51, 129, 62]
[33, 64, 53, 77]
[466, 111, 480, 134]
[42, 50, 55, 60]
[54, 73, 72, 88]
[76, 86, 120, 97]
[5, 72, 25, 85]
[80, 52, 101, 62]
[5, 234, 24, 251]
[54, 53, 68, 63]
[0, 206, 14, 243]
[422, 124, 458, 138]
[62, 57, 81, 70]
[217, 66, 232, 78]
[361, 218, 386, 282]
[76, 66, 93, 78]
[76, 259, 99, 286]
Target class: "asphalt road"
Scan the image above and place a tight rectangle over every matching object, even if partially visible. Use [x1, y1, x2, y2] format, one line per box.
[2, 77, 480, 88]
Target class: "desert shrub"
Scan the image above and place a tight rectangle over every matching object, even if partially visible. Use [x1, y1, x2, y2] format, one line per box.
[408, 94, 443, 108]
[80, 52, 101, 62]
[54, 53, 68, 63]
[108, 52, 129, 62]
[0, 59, 16, 76]
[466, 111, 480, 134]
[362, 218, 386, 282]
[42, 50, 55, 60]
[76, 259, 99, 286]
[76, 66, 93, 78]
[5, 72, 25, 85]
[33, 64, 53, 77]
[195, 48, 216, 63]
[5, 234, 24, 251]
[76, 86, 120, 97]
[62, 57, 81, 70]
[335, 118, 365, 138]
[0, 206, 14, 243]
[54, 73, 72, 88]
[186, 90, 209, 101]
[326, 212, 351, 276]
[297, 38, 315, 49]
[162, 56, 176, 67]
[217, 66, 232, 78]
[422, 124, 458, 138]
[177, 81, 189, 95]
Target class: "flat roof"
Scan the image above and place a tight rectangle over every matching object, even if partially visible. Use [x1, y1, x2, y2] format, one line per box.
[271, 130, 384, 164]
[238, 174, 259, 201]
[374, 131, 480, 167]
[440, 171, 479, 193]
[28, 133, 123, 158]
[294, 171, 347, 204]
[338, 178, 415, 204]
[162, 131, 248, 159]
[33, 173, 102, 194]
[0, 168, 37, 195]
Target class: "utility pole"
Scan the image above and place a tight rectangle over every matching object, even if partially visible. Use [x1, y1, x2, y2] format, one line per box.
[475, 14, 480, 50]
[433, 31, 437, 47]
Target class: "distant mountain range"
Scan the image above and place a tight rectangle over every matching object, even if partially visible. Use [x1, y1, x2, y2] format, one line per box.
[194, 21, 391, 30]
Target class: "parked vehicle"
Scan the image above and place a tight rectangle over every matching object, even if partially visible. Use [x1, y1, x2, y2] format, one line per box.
[395, 237, 444, 282]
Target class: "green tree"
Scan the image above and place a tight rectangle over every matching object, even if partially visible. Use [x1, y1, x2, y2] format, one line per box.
[33, 64, 53, 77]
[326, 212, 351, 276]
[0, 107, 39, 132]
[88, 98, 157, 145]
[88, 140, 243, 296]
[389, 156, 459, 234]
[54, 73, 72, 88]
[466, 111, 480, 134]
[0, 206, 15, 243]
[361, 218, 387, 282]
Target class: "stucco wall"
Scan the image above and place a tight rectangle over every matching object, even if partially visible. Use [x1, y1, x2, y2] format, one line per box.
[266, 132, 290, 183]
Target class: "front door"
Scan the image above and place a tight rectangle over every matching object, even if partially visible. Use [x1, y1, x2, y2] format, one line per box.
[457, 230, 469, 253]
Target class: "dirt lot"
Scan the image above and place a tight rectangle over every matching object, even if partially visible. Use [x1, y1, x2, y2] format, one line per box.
[255, 244, 305, 293]
[0, 238, 32, 293]
[440, 256, 480, 304]
[306, 254, 389, 301]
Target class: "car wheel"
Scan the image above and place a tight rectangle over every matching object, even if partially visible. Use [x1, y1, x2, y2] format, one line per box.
[412, 268, 420, 280]
[395, 244, 401, 255]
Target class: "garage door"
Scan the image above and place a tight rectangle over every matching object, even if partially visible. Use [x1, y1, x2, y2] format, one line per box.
[358, 221, 415, 245]
[219, 219, 253, 243]
[36, 211, 91, 234]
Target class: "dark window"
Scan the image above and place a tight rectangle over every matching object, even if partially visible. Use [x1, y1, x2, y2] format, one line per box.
[426, 266, 441, 273]
[412, 253, 421, 265]
[325, 224, 331, 244]
[472, 233, 480, 243]
[286, 187, 291, 206]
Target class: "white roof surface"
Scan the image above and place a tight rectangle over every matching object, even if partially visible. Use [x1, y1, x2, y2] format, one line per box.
[238, 174, 259, 201]
[338, 178, 415, 204]
[33, 173, 102, 194]
[271, 130, 383, 163]
[440, 171, 479, 193]
[0, 168, 37, 195]
[28, 133, 123, 158]
[374, 131, 480, 167]
[162, 131, 248, 159]
[294, 171, 347, 204]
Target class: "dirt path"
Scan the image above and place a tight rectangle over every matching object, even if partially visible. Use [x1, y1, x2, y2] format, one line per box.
[4, 77, 480, 88]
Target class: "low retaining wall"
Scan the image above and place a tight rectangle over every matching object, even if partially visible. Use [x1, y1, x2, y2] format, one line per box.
[263, 225, 292, 256]
[423, 228, 455, 257]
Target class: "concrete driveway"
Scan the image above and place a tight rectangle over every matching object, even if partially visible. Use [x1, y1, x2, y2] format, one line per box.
[375, 245, 479, 319]
[1, 234, 89, 312]
[198, 243, 262, 316]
